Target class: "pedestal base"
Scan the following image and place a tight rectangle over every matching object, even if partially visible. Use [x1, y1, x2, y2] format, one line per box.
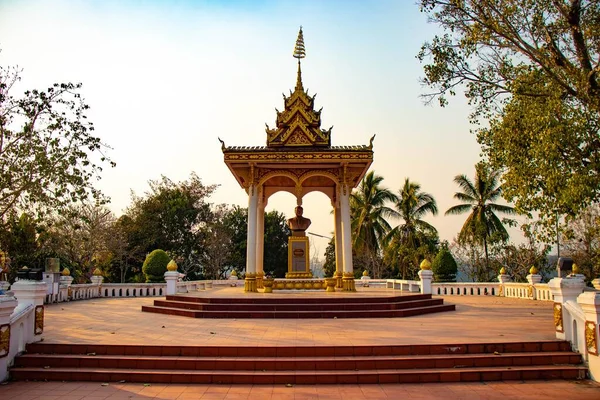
[256, 271, 264, 289]
[342, 273, 356, 292]
[244, 273, 258, 292]
[334, 271, 343, 288]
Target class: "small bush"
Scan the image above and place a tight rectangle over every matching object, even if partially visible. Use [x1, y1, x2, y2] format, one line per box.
[432, 248, 457, 282]
[142, 249, 170, 283]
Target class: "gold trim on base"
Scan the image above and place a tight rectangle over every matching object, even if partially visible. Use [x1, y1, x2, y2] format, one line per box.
[0, 324, 9, 358]
[34, 305, 44, 335]
[244, 273, 258, 293]
[334, 271, 343, 288]
[256, 271, 264, 289]
[342, 272, 356, 292]
[285, 271, 313, 279]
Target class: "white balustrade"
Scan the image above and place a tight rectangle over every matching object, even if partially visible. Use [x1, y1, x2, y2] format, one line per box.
[432, 282, 499, 296]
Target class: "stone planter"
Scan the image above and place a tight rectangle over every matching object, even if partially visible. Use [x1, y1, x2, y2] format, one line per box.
[263, 278, 274, 293]
[325, 278, 336, 292]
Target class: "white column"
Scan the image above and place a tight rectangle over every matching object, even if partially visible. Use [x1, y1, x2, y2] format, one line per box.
[256, 201, 265, 288]
[334, 206, 343, 288]
[245, 184, 258, 292]
[334, 207, 343, 273]
[256, 204, 265, 274]
[339, 187, 353, 274]
[339, 185, 355, 291]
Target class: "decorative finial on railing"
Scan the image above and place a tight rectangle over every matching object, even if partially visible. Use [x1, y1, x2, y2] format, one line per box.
[293, 26, 306, 91]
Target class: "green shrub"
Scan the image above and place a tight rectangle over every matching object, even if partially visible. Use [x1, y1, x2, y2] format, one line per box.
[432, 248, 457, 282]
[142, 249, 170, 283]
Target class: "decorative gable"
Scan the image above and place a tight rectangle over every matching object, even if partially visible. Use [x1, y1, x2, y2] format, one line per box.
[265, 27, 332, 148]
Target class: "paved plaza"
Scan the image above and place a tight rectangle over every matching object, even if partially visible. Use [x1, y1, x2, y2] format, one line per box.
[2, 288, 600, 399]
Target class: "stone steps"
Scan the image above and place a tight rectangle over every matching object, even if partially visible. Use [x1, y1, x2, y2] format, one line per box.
[10, 341, 587, 384]
[140, 293, 455, 319]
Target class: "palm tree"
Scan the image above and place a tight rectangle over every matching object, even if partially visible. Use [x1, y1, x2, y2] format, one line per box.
[350, 171, 397, 276]
[385, 178, 438, 278]
[445, 163, 516, 273]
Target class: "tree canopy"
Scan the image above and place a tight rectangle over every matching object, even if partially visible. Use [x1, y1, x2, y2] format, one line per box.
[446, 163, 516, 274]
[0, 63, 114, 224]
[418, 0, 600, 230]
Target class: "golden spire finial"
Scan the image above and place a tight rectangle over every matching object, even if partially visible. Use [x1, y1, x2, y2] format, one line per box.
[293, 26, 305, 91]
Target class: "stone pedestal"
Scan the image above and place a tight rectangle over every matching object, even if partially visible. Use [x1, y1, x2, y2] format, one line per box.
[548, 277, 586, 341]
[526, 274, 542, 284]
[0, 295, 18, 382]
[577, 291, 600, 381]
[497, 274, 511, 283]
[418, 269, 433, 295]
[90, 275, 103, 286]
[164, 271, 179, 296]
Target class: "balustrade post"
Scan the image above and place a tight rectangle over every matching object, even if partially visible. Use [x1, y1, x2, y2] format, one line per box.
[526, 266, 542, 300]
[10, 280, 47, 343]
[418, 260, 433, 295]
[0, 295, 18, 382]
[548, 277, 586, 342]
[577, 291, 600, 382]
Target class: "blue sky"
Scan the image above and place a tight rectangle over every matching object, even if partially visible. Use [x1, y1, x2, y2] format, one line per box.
[0, 0, 505, 258]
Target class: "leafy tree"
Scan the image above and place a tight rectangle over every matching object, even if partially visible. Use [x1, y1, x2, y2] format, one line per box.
[201, 204, 233, 280]
[221, 206, 248, 273]
[350, 171, 396, 278]
[43, 203, 116, 282]
[220, 206, 290, 278]
[418, 0, 600, 232]
[432, 242, 457, 282]
[0, 212, 43, 281]
[142, 249, 170, 283]
[384, 178, 438, 278]
[323, 237, 336, 278]
[561, 203, 600, 281]
[0, 63, 114, 224]
[103, 215, 141, 283]
[125, 173, 217, 278]
[384, 228, 439, 280]
[446, 163, 516, 276]
[263, 210, 291, 277]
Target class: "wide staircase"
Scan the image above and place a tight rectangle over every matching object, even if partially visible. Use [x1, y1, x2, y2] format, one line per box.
[140, 293, 455, 318]
[11, 341, 586, 384]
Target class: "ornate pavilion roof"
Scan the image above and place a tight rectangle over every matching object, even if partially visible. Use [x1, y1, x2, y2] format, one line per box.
[221, 27, 373, 200]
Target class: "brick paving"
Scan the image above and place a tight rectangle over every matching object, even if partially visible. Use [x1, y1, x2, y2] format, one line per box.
[2, 287, 600, 399]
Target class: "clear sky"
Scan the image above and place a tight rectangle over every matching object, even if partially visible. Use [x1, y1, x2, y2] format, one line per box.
[0, 0, 505, 259]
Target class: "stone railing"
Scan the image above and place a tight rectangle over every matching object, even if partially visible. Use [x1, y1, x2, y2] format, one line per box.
[433, 282, 499, 296]
[37, 279, 216, 304]
[502, 282, 553, 301]
[386, 279, 421, 292]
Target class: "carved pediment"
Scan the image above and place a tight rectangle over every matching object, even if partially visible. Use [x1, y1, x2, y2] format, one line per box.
[265, 27, 331, 148]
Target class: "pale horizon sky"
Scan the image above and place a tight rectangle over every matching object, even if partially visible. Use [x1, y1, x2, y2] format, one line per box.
[0, 0, 523, 260]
